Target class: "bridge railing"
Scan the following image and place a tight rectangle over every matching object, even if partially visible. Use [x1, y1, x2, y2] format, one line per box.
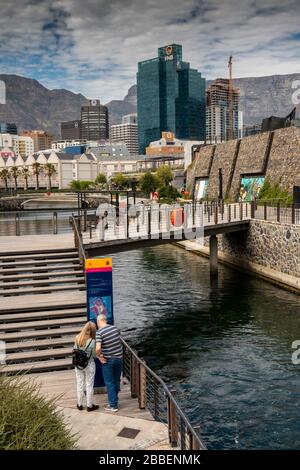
[121, 337, 206, 450]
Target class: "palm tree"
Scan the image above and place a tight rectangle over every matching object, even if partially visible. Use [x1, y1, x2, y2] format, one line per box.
[10, 166, 20, 191]
[44, 163, 56, 190]
[21, 167, 30, 190]
[32, 162, 42, 190]
[0, 168, 10, 191]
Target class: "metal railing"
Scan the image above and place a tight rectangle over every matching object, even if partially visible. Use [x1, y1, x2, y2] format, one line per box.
[0, 210, 65, 236]
[254, 200, 300, 225]
[70, 215, 87, 269]
[121, 337, 206, 450]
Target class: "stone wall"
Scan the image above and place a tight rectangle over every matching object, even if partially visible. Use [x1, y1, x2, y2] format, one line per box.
[186, 145, 215, 191]
[187, 126, 300, 200]
[217, 220, 300, 279]
[266, 127, 300, 192]
[230, 132, 270, 197]
[206, 140, 238, 199]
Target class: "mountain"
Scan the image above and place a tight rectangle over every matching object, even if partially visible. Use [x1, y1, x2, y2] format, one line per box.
[0, 73, 299, 137]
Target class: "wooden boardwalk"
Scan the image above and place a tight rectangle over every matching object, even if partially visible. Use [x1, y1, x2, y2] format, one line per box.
[27, 369, 172, 450]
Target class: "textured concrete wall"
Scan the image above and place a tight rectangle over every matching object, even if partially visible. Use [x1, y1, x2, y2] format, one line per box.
[206, 139, 238, 198]
[187, 126, 300, 200]
[230, 132, 270, 197]
[266, 127, 300, 192]
[186, 145, 215, 191]
[217, 220, 300, 279]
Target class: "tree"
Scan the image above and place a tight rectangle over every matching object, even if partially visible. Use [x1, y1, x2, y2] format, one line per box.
[139, 171, 158, 196]
[156, 165, 173, 186]
[112, 172, 128, 190]
[32, 162, 43, 190]
[158, 184, 180, 201]
[21, 167, 30, 190]
[0, 168, 10, 190]
[10, 166, 21, 191]
[44, 163, 56, 190]
[69, 180, 94, 191]
[94, 173, 107, 190]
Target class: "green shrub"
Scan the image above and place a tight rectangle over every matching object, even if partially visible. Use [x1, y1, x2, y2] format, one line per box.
[139, 172, 159, 195]
[258, 179, 293, 203]
[158, 185, 180, 202]
[0, 373, 77, 450]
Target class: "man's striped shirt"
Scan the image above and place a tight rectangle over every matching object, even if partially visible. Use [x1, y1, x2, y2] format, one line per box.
[96, 325, 123, 359]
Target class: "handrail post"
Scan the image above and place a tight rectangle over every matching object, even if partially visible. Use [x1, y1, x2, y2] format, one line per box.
[291, 204, 295, 224]
[240, 202, 243, 220]
[277, 202, 280, 222]
[139, 360, 146, 410]
[214, 203, 218, 224]
[228, 204, 231, 222]
[15, 212, 20, 236]
[192, 426, 202, 450]
[264, 202, 267, 220]
[250, 201, 255, 219]
[148, 207, 151, 237]
[168, 390, 178, 447]
[52, 211, 58, 234]
[83, 209, 87, 232]
[130, 354, 138, 398]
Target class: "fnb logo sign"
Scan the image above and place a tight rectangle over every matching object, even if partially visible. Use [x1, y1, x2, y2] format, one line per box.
[0, 80, 6, 104]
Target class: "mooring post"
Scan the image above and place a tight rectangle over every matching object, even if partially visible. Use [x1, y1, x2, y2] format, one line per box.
[209, 235, 218, 276]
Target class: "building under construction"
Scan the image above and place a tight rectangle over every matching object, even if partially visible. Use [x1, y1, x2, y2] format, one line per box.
[206, 78, 241, 143]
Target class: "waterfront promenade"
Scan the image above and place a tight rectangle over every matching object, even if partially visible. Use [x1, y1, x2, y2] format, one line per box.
[26, 369, 172, 450]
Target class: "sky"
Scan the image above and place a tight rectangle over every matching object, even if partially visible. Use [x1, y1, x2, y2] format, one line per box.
[0, 0, 299, 102]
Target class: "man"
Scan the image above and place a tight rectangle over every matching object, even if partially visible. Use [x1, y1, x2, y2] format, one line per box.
[96, 314, 123, 412]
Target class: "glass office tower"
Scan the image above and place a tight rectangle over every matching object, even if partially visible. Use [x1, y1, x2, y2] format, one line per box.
[137, 44, 206, 154]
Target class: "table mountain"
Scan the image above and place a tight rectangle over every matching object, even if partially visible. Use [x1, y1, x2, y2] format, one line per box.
[0, 73, 298, 137]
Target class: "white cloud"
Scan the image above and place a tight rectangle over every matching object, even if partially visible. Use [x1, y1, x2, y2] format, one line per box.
[0, 0, 299, 101]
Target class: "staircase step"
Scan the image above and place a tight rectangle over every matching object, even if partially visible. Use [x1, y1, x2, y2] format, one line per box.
[6, 347, 73, 363]
[0, 302, 86, 315]
[0, 276, 85, 288]
[0, 258, 79, 268]
[0, 248, 78, 257]
[0, 264, 82, 275]
[1, 325, 83, 342]
[0, 252, 78, 262]
[1, 358, 73, 374]
[0, 308, 86, 323]
[0, 316, 86, 332]
[0, 270, 84, 281]
[1, 284, 86, 296]
[5, 336, 75, 352]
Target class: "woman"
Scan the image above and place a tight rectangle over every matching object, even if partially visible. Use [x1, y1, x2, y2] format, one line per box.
[74, 321, 99, 412]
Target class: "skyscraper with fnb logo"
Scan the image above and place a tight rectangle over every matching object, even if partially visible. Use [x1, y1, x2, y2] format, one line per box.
[137, 44, 206, 154]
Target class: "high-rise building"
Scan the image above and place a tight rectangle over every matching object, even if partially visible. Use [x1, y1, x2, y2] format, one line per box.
[137, 44, 206, 154]
[61, 120, 81, 140]
[81, 100, 109, 141]
[206, 78, 240, 143]
[0, 133, 34, 157]
[110, 114, 138, 155]
[20, 130, 53, 152]
[0, 122, 18, 135]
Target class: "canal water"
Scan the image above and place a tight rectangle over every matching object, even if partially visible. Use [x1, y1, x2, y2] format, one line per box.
[111, 245, 300, 450]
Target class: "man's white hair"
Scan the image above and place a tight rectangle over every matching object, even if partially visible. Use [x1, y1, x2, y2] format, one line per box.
[97, 314, 107, 323]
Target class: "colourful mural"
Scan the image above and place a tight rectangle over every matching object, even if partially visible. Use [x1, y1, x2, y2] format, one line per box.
[239, 176, 265, 202]
[194, 178, 208, 200]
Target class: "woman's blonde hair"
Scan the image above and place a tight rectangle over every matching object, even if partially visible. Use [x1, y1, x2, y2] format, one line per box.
[75, 321, 96, 347]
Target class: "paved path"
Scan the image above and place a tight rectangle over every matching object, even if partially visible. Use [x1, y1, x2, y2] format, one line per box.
[27, 369, 171, 450]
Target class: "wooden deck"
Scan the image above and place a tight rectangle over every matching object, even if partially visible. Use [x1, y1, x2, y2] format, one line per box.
[0, 233, 74, 255]
[27, 369, 172, 450]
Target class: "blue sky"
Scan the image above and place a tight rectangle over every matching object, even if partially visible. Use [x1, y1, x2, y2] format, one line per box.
[0, 0, 299, 102]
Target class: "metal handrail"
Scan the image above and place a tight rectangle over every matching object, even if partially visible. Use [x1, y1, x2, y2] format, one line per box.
[70, 215, 87, 268]
[120, 337, 206, 450]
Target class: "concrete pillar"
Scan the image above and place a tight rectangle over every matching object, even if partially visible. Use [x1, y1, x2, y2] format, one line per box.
[209, 235, 218, 276]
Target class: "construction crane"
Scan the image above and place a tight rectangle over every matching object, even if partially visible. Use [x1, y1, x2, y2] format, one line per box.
[228, 55, 233, 140]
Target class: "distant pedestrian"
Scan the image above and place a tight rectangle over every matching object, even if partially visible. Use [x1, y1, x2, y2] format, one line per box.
[73, 321, 99, 412]
[96, 314, 123, 412]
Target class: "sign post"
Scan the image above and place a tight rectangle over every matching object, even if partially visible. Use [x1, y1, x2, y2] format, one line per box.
[85, 258, 113, 389]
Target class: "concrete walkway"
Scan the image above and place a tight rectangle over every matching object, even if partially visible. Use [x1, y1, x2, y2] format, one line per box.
[0, 233, 74, 254]
[27, 369, 171, 450]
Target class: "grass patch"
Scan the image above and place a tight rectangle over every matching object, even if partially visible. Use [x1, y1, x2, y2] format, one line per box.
[0, 373, 77, 450]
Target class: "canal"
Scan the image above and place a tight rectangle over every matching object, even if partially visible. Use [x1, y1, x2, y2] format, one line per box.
[111, 244, 300, 450]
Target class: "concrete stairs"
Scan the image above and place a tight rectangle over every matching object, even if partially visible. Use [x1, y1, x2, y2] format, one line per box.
[0, 248, 87, 374]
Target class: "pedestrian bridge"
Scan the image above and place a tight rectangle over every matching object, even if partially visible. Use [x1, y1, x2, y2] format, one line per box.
[74, 202, 252, 273]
